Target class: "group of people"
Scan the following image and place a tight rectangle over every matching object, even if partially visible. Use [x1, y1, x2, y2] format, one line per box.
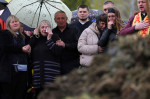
[0, 0, 150, 99]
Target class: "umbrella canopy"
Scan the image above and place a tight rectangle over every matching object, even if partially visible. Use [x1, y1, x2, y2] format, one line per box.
[7, 0, 72, 29]
[71, 9, 103, 23]
[0, 7, 35, 31]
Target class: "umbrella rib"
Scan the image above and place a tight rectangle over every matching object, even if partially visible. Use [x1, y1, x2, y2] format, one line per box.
[43, 2, 53, 26]
[15, 1, 39, 15]
[36, 0, 44, 27]
[14, 1, 39, 27]
[46, 0, 61, 4]
[45, 1, 63, 11]
[32, 3, 41, 27]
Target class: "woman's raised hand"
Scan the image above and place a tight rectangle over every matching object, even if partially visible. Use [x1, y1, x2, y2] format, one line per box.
[47, 27, 53, 40]
[34, 28, 39, 35]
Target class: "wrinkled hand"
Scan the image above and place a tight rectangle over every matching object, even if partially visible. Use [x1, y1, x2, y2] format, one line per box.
[56, 40, 65, 48]
[47, 27, 53, 40]
[135, 21, 149, 30]
[22, 44, 31, 55]
[98, 46, 104, 53]
[108, 21, 114, 29]
[34, 28, 39, 35]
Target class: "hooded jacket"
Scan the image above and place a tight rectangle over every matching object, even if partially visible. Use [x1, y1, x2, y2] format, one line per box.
[78, 23, 100, 66]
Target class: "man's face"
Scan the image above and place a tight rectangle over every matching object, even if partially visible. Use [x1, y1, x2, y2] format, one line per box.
[55, 12, 67, 28]
[103, 3, 114, 14]
[137, 0, 147, 13]
[77, 8, 90, 21]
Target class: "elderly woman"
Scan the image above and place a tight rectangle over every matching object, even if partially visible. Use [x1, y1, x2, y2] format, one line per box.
[78, 13, 107, 67]
[0, 15, 30, 99]
[29, 20, 63, 98]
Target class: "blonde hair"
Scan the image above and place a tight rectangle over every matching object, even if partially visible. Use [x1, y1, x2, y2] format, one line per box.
[38, 20, 51, 32]
[6, 15, 25, 38]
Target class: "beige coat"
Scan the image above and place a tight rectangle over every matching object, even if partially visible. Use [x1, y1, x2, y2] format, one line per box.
[78, 23, 100, 66]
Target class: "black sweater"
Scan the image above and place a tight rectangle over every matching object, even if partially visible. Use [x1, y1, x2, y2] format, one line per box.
[30, 35, 63, 88]
[70, 20, 92, 38]
[98, 28, 117, 52]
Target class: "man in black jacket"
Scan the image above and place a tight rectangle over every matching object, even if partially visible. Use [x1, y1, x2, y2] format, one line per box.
[71, 5, 92, 39]
[53, 11, 79, 75]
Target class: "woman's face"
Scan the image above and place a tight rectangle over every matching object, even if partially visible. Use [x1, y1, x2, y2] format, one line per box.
[98, 21, 106, 31]
[108, 13, 116, 22]
[40, 22, 51, 37]
[9, 18, 20, 32]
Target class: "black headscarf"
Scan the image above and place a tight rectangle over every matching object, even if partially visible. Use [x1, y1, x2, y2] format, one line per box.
[108, 8, 115, 13]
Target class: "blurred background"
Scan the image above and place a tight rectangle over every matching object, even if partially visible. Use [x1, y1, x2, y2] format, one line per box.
[62, 0, 138, 21]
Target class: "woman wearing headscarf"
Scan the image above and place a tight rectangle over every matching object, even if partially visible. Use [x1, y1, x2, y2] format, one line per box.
[0, 15, 30, 99]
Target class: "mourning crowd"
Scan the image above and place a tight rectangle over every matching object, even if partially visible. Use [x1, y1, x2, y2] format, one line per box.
[0, 0, 150, 99]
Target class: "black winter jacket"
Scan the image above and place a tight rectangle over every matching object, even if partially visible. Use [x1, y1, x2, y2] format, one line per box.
[0, 30, 28, 83]
[98, 28, 117, 52]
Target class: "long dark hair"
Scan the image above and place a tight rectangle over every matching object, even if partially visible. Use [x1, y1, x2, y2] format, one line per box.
[107, 7, 125, 34]
[96, 13, 107, 32]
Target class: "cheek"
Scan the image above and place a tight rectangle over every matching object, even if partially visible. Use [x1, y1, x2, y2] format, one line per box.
[113, 18, 116, 21]
[99, 24, 103, 28]
[10, 24, 13, 29]
[103, 24, 106, 28]
[108, 17, 111, 21]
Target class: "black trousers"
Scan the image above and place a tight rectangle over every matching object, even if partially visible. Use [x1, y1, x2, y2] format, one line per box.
[61, 59, 80, 75]
[33, 88, 43, 99]
[0, 71, 27, 99]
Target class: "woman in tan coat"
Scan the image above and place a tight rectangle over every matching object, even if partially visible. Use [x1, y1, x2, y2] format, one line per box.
[78, 13, 107, 67]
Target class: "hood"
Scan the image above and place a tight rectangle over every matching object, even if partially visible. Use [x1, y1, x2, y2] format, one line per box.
[88, 22, 100, 35]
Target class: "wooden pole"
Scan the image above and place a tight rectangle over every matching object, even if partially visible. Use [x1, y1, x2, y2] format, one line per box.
[146, 0, 150, 24]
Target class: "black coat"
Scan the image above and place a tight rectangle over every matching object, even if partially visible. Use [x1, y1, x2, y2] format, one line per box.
[30, 34, 63, 88]
[0, 30, 27, 83]
[52, 24, 80, 74]
[98, 28, 117, 52]
[70, 20, 92, 38]
[52, 25, 79, 62]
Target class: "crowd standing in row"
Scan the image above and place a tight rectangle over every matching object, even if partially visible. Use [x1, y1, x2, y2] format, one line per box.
[0, 0, 150, 99]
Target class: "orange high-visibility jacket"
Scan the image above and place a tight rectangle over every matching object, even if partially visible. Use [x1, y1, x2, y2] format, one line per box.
[0, 18, 6, 30]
